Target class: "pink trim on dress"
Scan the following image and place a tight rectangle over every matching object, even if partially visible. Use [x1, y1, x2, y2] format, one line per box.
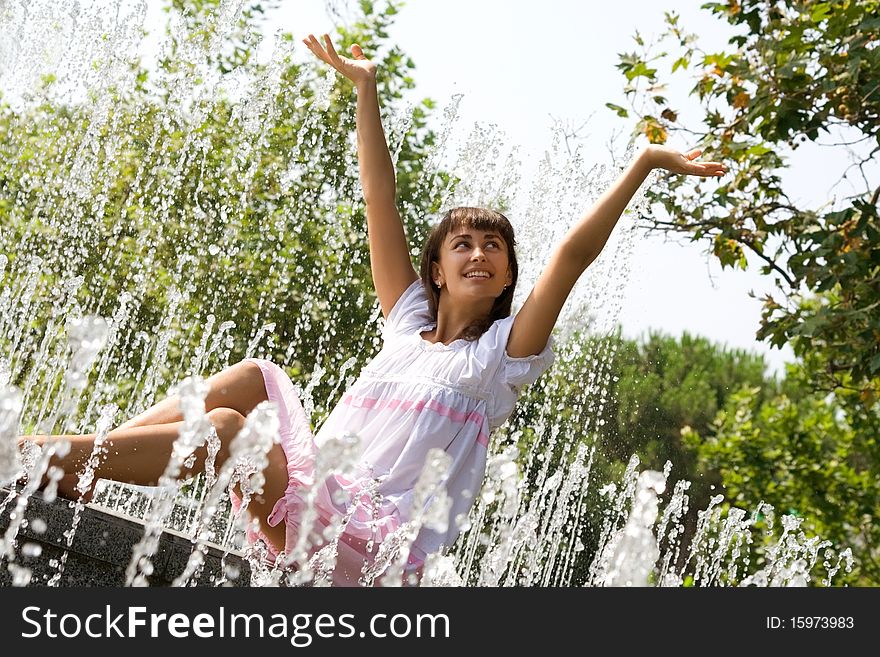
[340, 392, 491, 447]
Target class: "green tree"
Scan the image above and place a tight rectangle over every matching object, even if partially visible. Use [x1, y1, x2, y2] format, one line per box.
[606, 0, 880, 583]
[684, 359, 877, 584]
[607, 0, 879, 404]
[504, 329, 778, 583]
[605, 331, 771, 467]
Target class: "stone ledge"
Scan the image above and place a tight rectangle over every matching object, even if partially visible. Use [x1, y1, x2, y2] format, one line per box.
[0, 487, 252, 587]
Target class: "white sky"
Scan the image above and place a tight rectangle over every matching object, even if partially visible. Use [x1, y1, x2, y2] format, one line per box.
[133, 0, 875, 377]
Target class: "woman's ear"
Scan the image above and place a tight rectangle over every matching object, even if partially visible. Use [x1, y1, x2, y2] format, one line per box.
[432, 262, 443, 287]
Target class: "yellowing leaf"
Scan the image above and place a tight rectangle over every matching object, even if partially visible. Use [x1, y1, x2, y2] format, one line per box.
[643, 119, 668, 144]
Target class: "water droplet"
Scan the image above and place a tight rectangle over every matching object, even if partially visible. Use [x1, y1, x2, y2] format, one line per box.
[22, 543, 42, 558]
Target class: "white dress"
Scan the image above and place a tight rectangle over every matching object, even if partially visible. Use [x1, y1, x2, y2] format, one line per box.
[240, 279, 555, 585]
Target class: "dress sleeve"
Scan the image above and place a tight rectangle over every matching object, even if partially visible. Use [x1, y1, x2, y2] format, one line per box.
[502, 336, 555, 390]
[381, 279, 433, 342]
[493, 315, 556, 391]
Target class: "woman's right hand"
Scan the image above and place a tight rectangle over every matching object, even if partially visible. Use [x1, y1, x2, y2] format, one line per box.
[303, 33, 376, 87]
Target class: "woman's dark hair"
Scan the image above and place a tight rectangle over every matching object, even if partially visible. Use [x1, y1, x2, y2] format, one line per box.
[418, 207, 518, 341]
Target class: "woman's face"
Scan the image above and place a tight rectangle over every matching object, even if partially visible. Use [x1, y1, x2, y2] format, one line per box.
[432, 226, 512, 303]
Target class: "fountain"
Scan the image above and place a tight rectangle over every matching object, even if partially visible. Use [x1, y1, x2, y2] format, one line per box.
[0, 0, 854, 587]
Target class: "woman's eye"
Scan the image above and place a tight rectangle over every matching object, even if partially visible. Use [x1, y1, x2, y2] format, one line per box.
[453, 240, 499, 249]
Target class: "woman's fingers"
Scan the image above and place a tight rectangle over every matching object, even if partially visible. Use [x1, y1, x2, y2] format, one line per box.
[690, 161, 726, 177]
[703, 160, 726, 176]
[302, 32, 375, 86]
[323, 33, 342, 65]
[654, 144, 726, 177]
[303, 33, 321, 52]
[303, 33, 341, 70]
[302, 34, 330, 64]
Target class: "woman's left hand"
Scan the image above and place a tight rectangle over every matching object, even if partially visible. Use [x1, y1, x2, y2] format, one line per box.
[642, 145, 727, 177]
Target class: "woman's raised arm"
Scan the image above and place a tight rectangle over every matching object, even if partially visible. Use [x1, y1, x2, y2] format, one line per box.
[506, 146, 727, 358]
[303, 34, 418, 319]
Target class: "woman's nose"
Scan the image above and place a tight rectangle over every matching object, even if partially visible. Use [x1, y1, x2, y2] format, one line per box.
[470, 248, 486, 260]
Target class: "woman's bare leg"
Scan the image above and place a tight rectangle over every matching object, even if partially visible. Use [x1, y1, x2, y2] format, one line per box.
[20, 406, 289, 552]
[116, 360, 270, 430]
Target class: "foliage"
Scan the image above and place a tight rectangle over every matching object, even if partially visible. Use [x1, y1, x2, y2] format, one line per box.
[508, 329, 779, 581]
[607, 0, 880, 403]
[605, 0, 879, 584]
[683, 359, 879, 584]
[0, 0, 447, 428]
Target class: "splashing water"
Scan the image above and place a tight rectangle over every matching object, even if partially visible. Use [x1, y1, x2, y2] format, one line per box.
[0, 0, 853, 587]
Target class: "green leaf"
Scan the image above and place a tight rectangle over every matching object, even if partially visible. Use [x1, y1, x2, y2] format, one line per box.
[746, 144, 772, 157]
[624, 61, 657, 82]
[605, 102, 629, 118]
[810, 3, 832, 23]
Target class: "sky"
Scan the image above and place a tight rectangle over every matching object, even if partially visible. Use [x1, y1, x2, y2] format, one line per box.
[123, 0, 873, 376]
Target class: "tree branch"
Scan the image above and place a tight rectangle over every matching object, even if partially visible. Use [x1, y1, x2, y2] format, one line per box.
[640, 215, 715, 232]
[741, 239, 796, 288]
[815, 134, 872, 147]
[830, 144, 879, 199]
[669, 124, 708, 138]
[640, 212, 796, 287]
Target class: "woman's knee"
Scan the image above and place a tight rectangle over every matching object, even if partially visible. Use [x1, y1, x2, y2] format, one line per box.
[207, 406, 247, 438]
[233, 358, 266, 385]
[207, 404, 286, 472]
[205, 360, 269, 418]
[205, 407, 247, 462]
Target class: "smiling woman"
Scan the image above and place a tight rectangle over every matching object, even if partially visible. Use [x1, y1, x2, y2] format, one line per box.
[286, 33, 724, 584]
[418, 207, 517, 345]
